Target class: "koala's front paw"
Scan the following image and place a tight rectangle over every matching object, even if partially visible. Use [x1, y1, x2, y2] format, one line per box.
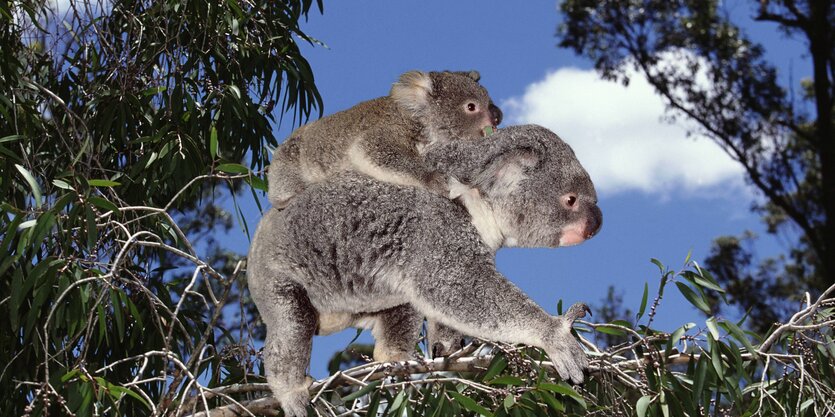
[546, 337, 588, 385]
[547, 302, 591, 384]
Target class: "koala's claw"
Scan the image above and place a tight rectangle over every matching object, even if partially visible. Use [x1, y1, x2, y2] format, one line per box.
[565, 302, 592, 322]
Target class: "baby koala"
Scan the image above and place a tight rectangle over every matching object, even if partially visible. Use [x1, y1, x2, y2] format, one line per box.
[248, 125, 602, 417]
[268, 70, 502, 208]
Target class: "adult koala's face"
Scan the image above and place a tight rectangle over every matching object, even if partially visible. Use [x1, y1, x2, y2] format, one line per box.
[427, 124, 602, 248]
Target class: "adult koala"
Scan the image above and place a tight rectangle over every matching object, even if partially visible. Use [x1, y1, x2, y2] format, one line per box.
[248, 125, 602, 417]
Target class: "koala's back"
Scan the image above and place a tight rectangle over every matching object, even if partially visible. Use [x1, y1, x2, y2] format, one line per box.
[250, 173, 488, 314]
[294, 97, 417, 167]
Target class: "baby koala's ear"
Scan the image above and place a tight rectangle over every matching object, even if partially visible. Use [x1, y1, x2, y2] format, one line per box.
[473, 148, 541, 196]
[390, 70, 432, 116]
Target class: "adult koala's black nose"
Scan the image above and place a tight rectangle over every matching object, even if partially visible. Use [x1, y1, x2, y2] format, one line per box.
[585, 205, 603, 239]
[489, 103, 503, 126]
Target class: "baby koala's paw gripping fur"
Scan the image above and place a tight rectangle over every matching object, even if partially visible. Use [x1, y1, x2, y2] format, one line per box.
[547, 302, 591, 384]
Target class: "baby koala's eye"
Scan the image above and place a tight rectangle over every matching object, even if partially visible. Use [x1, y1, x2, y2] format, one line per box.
[466, 103, 477, 112]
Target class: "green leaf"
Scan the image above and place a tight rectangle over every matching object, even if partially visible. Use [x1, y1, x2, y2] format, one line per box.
[637, 282, 649, 320]
[15, 164, 42, 208]
[228, 85, 241, 99]
[210, 126, 219, 159]
[681, 270, 725, 293]
[93, 377, 151, 409]
[708, 338, 725, 380]
[341, 380, 381, 402]
[721, 319, 758, 359]
[706, 317, 721, 341]
[482, 354, 508, 381]
[87, 179, 121, 187]
[386, 390, 407, 414]
[53, 179, 75, 190]
[245, 174, 268, 192]
[503, 394, 515, 410]
[88, 196, 119, 214]
[668, 323, 693, 351]
[636, 395, 652, 417]
[85, 205, 96, 250]
[650, 258, 665, 273]
[216, 163, 249, 174]
[537, 383, 586, 408]
[18, 219, 37, 230]
[596, 325, 626, 336]
[536, 390, 565, 412]
[693, 262, 723, 290]
[0, 134, 25, 143]
[141, 86, 167, 96]
[448, 391, 494, 417]
[692, 354, 709, 406]
[675, 281, 711, 314]
[365, 393, 381, 417]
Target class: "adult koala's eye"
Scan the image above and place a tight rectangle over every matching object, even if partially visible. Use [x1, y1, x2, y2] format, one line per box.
[466, 103, 477, 112]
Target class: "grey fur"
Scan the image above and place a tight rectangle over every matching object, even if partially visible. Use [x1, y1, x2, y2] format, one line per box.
[248, 125, 602, 416]
[267, 70, 502, 209]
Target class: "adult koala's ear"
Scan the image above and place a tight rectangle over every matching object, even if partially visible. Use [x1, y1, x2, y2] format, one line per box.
[461, 70, 481, 82]
[390, 70, 432, 116]
[472, 147, 542, 196]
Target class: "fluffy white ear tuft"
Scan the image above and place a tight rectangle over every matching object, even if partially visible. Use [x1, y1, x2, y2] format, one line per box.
[390, 71, 432, 116]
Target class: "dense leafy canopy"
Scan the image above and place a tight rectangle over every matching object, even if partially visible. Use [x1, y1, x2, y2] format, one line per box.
[1, 0, 321, 414]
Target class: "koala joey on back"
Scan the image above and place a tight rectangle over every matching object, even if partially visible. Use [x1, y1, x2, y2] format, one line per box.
[248, 125, 602, 417]
[267, 70, 502, 208]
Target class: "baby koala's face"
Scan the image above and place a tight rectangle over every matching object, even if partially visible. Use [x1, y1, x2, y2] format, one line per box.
[425, 71, 501, 141]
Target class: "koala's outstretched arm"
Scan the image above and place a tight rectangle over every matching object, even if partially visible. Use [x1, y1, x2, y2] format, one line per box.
[406, 261, 588, 384]
[347, 128, 448, 197]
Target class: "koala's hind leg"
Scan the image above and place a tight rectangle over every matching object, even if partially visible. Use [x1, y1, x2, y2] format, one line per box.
[363, 304, 423, 362]
[260, 280, 316, 417]
[427, 321, 466, 358]
[268, 136, 308, 209]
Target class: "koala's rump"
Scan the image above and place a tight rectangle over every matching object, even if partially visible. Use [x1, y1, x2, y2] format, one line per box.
[251, 174, 482, 316]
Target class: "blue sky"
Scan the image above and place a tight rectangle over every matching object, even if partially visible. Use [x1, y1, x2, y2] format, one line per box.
[223, 1, 810, 378]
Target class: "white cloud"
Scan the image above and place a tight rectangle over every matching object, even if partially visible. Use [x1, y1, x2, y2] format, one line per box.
[503, 67, 747, 199]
